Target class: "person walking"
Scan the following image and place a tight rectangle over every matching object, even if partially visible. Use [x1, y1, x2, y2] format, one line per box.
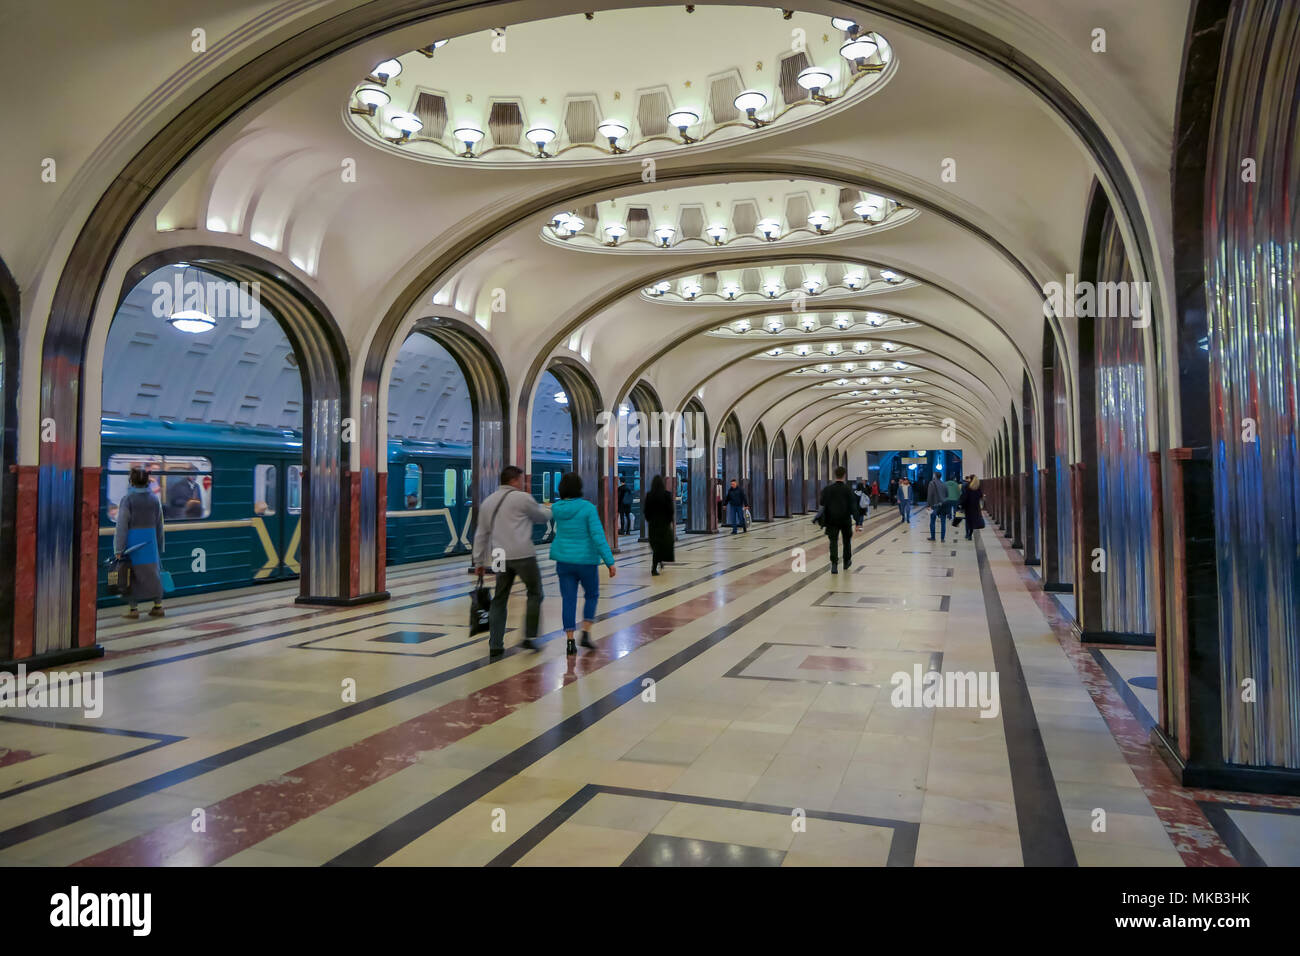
[945, 472, 962, 523]
[958, 476, 986, 541]
[854, 480, 871, 528]
[114, 466, 167, 619]
[871, 479, 880, 506]
[549, 472, 616, 655]
[820, 466, 862, 574]
[926, 472, 949, 542]
[724, 479, 748, 534]
[473, 465, 552, 656]
[617, 477, 633, 536]
[643, 474, 675, 576]
[897, 476, 914, 526]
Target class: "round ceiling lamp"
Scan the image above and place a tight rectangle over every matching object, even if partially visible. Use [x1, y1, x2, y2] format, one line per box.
[390, 112, 423, 143]
[758, 219, 781, 241]
[598, 120, 629, 152]
[165, 264, 217, 335]
[807, 210, 832, 232]
[603, 223, 627, 244]
[527, 125, 557, 157]
[654, 225, 676, 247]
[370, 58, 403, 83]
[796, 67, 835, 102]
[839, 36, 879, 67]
[831, 17, 859, 33]
[667, 108, 701, 143]
[453, 125, 484, 156]
[706, 223, 727, 244]
[733, 90, 769, 127]
[352, 87, 390, 116]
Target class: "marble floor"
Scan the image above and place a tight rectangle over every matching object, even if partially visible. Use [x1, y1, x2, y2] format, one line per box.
[1, 510, 1295, 866]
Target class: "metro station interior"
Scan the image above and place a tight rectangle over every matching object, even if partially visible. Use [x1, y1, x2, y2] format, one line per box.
[0, 0, 1297, 875]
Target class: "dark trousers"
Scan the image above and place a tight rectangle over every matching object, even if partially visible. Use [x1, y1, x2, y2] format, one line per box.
[929, 503, 949, 540]
[619, 508, 631, 534]
[826, 522, 853, 567]
[488, 557, 542, 651]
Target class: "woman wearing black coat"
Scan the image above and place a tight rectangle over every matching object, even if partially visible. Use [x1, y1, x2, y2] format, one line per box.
[642, 474, 676, 576]
[958, 476, 985, 541]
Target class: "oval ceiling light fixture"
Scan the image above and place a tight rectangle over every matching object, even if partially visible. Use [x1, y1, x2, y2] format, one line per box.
[865, 311, 886, 325]
[800, 315, 817, 331]
[721, 282, 741, 300]
[667, 108, 701, 143]
[554, 391, 568, 405]
[527, 125, 557, 157]
[843, 273, 864, 289]
[681, 280, 702, 299]
[879, 269, 901, 282]
[416, 38, 450, 56]
[733, 90, 770, 127]
[767, 317, 784, 332]
[854, 195, 886, 221]
[453, 124, 484, 156]
[853, 341, 869, 353]
[598, 120, 629, 152]
[652, 280, 672, 296]
[351, 86, 390, 116]
[167, 308, 216, 335]
[833, 314, 851, 329]
[368, 58, 403, 85]
[654, 225, 676, 247]
[706, 223, 727, 245]
[758, 219, 782, 241]
[603, 223, 627, 245]
[802, 277, 823, 294]
[796, 66, 835, 103]
[831, 16, 859, 33]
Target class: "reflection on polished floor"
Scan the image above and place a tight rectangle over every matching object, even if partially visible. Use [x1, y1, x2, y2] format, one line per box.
[0, 512, 1295, 867]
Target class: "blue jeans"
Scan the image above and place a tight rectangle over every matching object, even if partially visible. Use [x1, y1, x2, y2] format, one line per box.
[930, 503, 948, 540]
[898, 498, 912, 522]
[556, 561, 599, 632]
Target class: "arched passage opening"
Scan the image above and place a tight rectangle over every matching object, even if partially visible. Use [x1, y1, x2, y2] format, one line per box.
[789, 437, 805, 515]
[820, 445, 830, 495]
[748, 423, 769, 522]
[682, 397, 711, 533]
[383, 320, 507, 579]
[626, 380, 666, 542]
[88, 249, 356, 644]
[771, 430, 788, 518]
[805, 441, 819, 512]
[1021, 370, 1041, 565]
[717, 413, 743, 527]
[533, 359, 609, 545]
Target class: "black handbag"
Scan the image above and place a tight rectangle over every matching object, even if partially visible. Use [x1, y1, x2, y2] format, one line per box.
[104, 554, 131, 597]
[469, 571, 491, 635]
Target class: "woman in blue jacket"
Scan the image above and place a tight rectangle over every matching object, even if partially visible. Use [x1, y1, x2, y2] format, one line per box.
[549, 472, 616, 655]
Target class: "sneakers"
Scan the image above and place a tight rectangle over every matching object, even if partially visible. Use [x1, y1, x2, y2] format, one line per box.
[148, 605, 165, 618]
[830, 564, 839, 574]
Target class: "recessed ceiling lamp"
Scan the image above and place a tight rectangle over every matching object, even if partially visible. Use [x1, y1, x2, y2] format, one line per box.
[844, 273, 864, 290]
[527, 126, 557, 157]
[758, 219, 781, 242]
[733, 90, 770, 127]
[807, 210, 832, 233]
[706, 223, 727, 245]
[722, 283, 741, 300]
[667, 108, 701, 143]
[368, 58, 403, 85]
[603, 223, 627, 245]
[840, 35, 879, 71]
[453, 125, 484, 157]
[796, 66, 835, 103]
[351, 87, 390, 116]
[598, 120, 629, 152]
[654, 225, 676, 248]
[681, 281, 702, 299]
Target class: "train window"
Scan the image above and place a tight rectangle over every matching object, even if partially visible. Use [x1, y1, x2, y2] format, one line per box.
[104, 454, 213, 522]
[254, 464, 277, 516]
[462, 469, 472, 507]
[553, 472, 562, 499]
[404, 463, 422, 509]
[443, 468, 456, 507]
[540, 471, 550, 504]
[287, 466, 302, 515]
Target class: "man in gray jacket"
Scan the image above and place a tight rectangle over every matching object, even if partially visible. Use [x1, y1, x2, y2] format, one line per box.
[472, 465, 552, 654]
[926, 472, 949, 542]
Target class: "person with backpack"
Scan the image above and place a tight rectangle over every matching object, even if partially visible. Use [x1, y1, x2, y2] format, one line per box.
[549, 472, 616, 655]
[854, 480, 870, 528]
[926, 472, 949, 542]
[472, 465, 553, 656]
[820, 466, 863, 574]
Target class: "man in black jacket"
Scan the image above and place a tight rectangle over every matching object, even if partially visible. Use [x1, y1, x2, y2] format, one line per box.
[820, 466, 863, 574]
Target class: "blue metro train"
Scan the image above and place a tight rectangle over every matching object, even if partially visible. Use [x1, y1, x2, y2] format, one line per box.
[97, 418, 686, 604]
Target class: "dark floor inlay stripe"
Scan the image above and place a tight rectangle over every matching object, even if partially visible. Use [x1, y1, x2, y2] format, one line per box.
[974, 533, 1077, 866]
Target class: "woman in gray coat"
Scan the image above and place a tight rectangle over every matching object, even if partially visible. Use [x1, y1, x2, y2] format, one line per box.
[114, 466, 166, 618]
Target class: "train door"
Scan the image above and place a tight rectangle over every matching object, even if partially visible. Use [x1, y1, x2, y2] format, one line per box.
[253, 460, 301, 579]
